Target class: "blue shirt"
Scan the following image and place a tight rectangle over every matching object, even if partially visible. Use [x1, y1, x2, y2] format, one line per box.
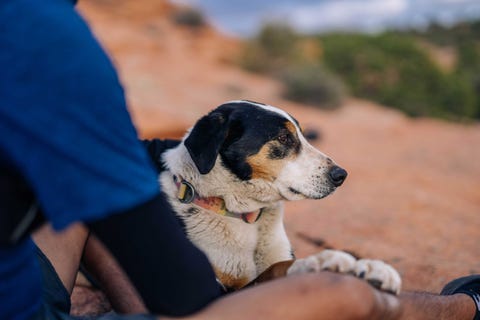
[0, 0, 159, 318]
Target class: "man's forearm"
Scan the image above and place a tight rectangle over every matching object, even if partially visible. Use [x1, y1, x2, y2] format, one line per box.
[399, 291, 476, 320]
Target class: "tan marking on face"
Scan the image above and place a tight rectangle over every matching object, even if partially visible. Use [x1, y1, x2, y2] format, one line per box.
[285, 121, 297, 135]
[214, 268, 250, 290]
[246, 143, 286, 180]
[246, 121, 300, 181]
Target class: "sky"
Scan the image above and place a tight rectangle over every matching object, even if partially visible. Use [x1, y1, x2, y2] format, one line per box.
[173, 0, 480, 36]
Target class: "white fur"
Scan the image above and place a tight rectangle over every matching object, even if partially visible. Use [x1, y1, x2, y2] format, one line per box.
[288, 250, 357, 275]
[354, 259, 402, 294]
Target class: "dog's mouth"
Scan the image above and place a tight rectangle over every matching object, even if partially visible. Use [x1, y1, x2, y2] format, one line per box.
[281, 185, 336, 201]
[288, 187, 306, 197]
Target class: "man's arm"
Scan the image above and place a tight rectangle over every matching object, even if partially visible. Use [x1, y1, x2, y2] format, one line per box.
[398, 292, 476, 320]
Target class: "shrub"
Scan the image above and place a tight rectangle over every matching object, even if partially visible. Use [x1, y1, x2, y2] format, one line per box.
[320, 33, 477, 119]
[455, 40, 480, 119]
[240, 22, 480, 120]
[239, 23, 302, 74]
[172, 7, 206, 29]
[281, 64, 346, 109]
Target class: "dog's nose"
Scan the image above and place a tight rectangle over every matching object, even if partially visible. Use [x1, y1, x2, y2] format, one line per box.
[328, 166, 348, 187]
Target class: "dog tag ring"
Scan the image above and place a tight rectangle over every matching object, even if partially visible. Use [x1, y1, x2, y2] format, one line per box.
[178, 180, 196, 203]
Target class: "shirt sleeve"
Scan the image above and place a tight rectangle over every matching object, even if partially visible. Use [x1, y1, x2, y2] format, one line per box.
[0, 0, 160, 230]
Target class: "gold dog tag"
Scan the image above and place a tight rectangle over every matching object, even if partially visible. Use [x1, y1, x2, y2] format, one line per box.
[178, 180, 195, 203]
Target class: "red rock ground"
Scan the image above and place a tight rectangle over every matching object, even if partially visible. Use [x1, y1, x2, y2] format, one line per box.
[71, 0, 480, 315]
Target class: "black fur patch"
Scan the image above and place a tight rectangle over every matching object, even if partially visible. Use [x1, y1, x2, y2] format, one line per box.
[267, 130, 301, 160]
[218, 102, 301, 180]
[184, 101, 302, 180]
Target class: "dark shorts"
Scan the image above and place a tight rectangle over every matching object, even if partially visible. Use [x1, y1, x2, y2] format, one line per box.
[33, 246, 156, 320]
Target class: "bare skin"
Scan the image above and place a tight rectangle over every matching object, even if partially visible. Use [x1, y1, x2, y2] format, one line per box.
[33, 224, 475, 320]
[32, 223, 89, 294]
[184, 272, 401, 320]
[399, 292, 475, 320]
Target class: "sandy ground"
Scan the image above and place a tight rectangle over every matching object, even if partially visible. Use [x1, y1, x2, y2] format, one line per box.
[71, 0, 480, 315]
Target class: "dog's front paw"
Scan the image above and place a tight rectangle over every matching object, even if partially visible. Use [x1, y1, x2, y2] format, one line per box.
[354, 259, 402, 295]
[287, 250, 402, 295]
[287, 249, 356, 275]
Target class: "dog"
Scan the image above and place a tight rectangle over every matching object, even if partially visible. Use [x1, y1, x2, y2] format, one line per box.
[157, 100, 401, 294]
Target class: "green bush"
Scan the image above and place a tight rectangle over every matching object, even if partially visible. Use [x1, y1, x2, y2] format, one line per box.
[407, 20, 480, 46]
[239, 22, 480, 120]
[404, 20, 480, 119]
[437, 73, 477, 119]
[239, 23, 303, 74]
[320, 33, 478, 119]
[455, 40, 480, 118]
[281, 64, 346, 109]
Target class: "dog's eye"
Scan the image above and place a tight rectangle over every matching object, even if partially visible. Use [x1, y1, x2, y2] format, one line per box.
[277, 134, 289, 145]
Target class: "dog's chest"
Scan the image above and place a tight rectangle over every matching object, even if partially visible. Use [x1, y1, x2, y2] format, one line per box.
[159, 171, 286, 289]
[179, 206, 260, 288]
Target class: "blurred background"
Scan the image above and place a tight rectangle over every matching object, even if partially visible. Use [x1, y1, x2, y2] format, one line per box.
[174, 0, 480, 36]
[74, 0, 479, 314]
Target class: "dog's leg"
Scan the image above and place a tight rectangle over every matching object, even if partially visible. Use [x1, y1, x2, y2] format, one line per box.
[287, 249, 401, 294]
[254, 205, 295, 275]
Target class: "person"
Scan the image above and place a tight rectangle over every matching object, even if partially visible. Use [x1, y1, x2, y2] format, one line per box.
[0, 0, 401, 319]
[0, 1, 477, 320]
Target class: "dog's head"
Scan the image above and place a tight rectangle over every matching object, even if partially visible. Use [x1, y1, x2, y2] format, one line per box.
[179, 100, 346, 207]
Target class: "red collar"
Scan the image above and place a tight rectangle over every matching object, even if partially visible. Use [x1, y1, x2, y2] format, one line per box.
[173, 176, 262, 224]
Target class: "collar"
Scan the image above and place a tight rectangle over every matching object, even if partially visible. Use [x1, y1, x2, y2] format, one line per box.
[173, 175, 263, 224]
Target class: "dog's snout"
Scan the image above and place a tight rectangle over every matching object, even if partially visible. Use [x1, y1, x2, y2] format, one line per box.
[328, 166, 348, 187]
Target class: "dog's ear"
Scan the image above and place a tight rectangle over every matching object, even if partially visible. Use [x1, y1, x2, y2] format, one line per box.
[184, 110, 232, 174]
